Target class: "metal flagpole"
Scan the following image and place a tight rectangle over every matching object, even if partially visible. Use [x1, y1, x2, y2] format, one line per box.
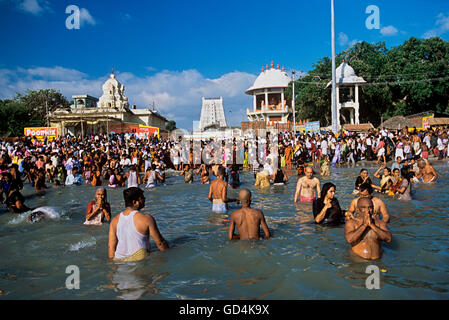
[292, 70, 296, 134]
[331, 0, 338, 133]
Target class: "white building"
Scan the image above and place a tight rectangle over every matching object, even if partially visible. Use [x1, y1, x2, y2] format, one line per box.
[199, 97, 228, 130]
[245, 62, 292, 126]
[50, 73, 168, 136]
[327, 62, 367, 129]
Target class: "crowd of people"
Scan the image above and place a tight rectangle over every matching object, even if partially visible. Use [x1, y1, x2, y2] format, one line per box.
[0, 124, 447, 261]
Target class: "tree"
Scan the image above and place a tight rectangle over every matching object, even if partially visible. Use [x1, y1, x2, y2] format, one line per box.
[0, 100, 36, 137]
[14, 89, 70, 126]
[290, 37, 449, 127]
[165, 120, 176, 132]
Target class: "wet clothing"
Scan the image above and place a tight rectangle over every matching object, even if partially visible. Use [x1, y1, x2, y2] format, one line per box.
[145, 170, 157, 188]
[312, 198, 345, 226]
[184, 169, 193, 183]
[398, 179, 412, 201]
[114, 210, 150, 261]
[127, 171, 139, 188]
[212, 199, 228, 213]
[273, 169, 286, 184]
[355, 177, 373, 190]
[84, 201, 104, 225]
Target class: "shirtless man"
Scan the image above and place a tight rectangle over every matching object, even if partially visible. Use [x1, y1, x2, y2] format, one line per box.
[344, 197, 392, 260]
[228, 189, 270, 240]
[416, 160, 438, 183]
[294, 166, 321, 203]
[346, 183, 390, 223]
[208, 166, 237, 213]
[108, 187, 169, 261]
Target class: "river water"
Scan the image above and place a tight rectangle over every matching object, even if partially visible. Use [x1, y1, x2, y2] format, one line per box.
[1, 162, 448, 299]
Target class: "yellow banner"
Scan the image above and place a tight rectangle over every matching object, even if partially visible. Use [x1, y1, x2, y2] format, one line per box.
[24, 127, 58, 140]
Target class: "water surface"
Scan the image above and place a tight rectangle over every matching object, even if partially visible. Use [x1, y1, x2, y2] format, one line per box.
[1, 163, 448, 299]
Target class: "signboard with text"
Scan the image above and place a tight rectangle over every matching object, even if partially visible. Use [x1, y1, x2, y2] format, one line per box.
[304, 121, 320, 133]
[24, 127, 58, 141]
[109, 124, 159, 138]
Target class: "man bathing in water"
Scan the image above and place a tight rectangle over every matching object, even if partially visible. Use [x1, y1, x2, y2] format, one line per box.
[416, 160, 438, 183]
[344, 197, 392, 260]
[208, 166, 237, 213]
[108, 187, 169, 261]
[294, 166, 321, 203]
[346, 183, 390, 223]
[228, 188, 270, 240]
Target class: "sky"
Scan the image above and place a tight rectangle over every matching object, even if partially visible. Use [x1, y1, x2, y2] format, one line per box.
[1, 0, 449, 130]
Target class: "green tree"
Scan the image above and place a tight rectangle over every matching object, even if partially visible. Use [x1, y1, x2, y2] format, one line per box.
[0, 100, 37, 137]
[14, 89, 70, 126]
[165, 120, 176, 132]
[289, 37, 449, 127]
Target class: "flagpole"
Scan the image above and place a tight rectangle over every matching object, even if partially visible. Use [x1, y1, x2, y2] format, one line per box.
[331, 0, 338, 133]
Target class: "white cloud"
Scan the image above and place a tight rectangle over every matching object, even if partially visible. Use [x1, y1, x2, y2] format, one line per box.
[18, 0, 51, 15]
[0, 66, 257, 129]
[80, 8, 96, 26]
[337, 32, 359, 48]
[380, 25, 398, 36]
[338, 32, 349, 46]
[423, 13, 449, 39]
[17, 66, 88, 81]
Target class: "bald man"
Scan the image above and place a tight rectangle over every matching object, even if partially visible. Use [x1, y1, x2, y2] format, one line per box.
[344, 197, 392, 260]
[416, 160, 438, 183]
[228, 188, 270, 241]
[346, 183, 390, 223]
[294, 166, 321, 203]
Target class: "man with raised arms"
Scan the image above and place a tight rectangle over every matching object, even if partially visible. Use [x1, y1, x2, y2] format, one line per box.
[208, 166, 237, 213]
[346, 183, 390, 223]
[228, 188, 270, 240]
[344, 197, 392, 260]
[294, 166, 321, 203]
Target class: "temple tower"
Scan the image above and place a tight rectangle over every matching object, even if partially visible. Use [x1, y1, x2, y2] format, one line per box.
[199, 97, 228, 131]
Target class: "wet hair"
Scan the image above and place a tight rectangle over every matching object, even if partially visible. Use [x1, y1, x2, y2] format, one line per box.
[384, 167, 391, 174]
[360, 168, 368, 173]
[401, 167, 413, 181]
[217, 166, 226, 177]
[123, 187, 144, 207]
[359, 182, 373, 194]
[320, 182, 336, 201]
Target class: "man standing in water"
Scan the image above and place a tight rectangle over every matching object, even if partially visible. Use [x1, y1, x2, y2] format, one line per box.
[416, 160, 438, 183]
[228, 188, 270, 240]
[344, 197, 392, 260]
[208, 166, 237, 213]
[108, 187, 169, 261]
[294, 166, 321, 203]
[346, 183, 390, 223]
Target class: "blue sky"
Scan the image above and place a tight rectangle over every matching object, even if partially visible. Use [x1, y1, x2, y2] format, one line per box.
[1, 0, 449, 129]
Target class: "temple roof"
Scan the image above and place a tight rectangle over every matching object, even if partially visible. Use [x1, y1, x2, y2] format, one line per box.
[245, 63, 291, 94]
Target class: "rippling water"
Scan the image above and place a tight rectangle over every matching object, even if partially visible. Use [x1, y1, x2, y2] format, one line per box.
[1, 162, 448, 299]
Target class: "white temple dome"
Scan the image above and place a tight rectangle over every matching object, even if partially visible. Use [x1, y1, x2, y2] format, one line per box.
[245, 65, 291, 94]
[327, 62, 367, 87]
[98, 72, 129, 109]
